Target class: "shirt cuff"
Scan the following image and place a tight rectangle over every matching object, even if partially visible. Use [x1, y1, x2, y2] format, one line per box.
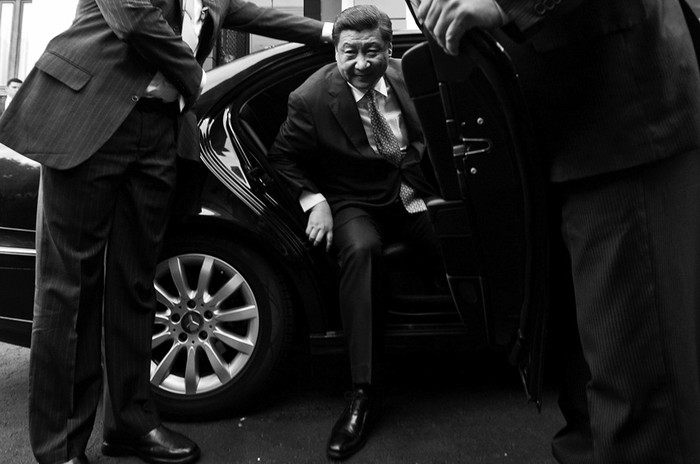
[299, 190, 326, 212]
[321, 22, 333, 43]
[200, 68, 207, 89]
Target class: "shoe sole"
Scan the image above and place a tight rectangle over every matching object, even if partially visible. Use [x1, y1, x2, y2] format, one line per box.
[327, 415, 377, 461]
[327, 434, 368, 461]
[102, 442, 201, 464]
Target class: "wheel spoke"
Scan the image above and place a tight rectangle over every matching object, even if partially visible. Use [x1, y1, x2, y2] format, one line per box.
[201, 340, 232, 384]
[151, 328, 171, 349]
[213, 329, 254, 355]
[155, 282, 176, 310]
[184, 345, 199, 395]
[214, 304, 257, 322]
[151, 343, 182, 386]
[153, 311, 171, 324]
[168, 257, 192, 300]
[206, 274, 244, 308]
[195, 256, 215, 301]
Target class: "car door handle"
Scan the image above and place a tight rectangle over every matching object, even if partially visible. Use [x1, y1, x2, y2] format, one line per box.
[452, 137, 492, 161]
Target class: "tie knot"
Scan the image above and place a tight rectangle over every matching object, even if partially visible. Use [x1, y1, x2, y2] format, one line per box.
[366, 88, 378, 106]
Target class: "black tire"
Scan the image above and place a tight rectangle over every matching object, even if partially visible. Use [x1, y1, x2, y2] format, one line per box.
[150, 234, 293, 420]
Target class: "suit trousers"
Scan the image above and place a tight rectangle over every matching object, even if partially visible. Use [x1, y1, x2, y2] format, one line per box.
[552, 149, 700, 464]
[29, 102, 178, 463]
[332, 203, 440, 385]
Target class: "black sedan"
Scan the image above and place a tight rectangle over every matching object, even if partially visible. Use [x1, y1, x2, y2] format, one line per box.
[0, 29, 548, 419]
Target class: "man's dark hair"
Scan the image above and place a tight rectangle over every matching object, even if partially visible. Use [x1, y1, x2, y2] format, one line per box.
[7, 78, 22, 86]
[332, 5, 393, 47]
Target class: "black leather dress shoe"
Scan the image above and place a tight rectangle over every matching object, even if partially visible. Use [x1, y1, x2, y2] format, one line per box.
[327, 386, 379, 460]
[102, 425, 200, 464]
[63, 455, 89, 464]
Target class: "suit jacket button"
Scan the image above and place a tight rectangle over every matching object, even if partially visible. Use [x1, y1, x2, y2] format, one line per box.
[534, 2, 546, 14]
[131, 95, 140, 102]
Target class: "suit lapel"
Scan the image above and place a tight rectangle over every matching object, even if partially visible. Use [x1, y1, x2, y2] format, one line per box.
[327, 66, 376, 159]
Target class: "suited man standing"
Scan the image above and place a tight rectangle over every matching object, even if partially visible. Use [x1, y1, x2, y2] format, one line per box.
[417, 0, 700, 463]
[0, 77, 22, 119]
[268, 5, 440, 460]
[0, 1, 329, 463]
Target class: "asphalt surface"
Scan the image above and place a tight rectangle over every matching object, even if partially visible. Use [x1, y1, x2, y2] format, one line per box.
[0, 341, 564, 463]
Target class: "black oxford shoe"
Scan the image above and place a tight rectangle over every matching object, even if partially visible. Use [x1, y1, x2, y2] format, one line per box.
[102, 425, 200, 464]
[327, 386, 379, 460]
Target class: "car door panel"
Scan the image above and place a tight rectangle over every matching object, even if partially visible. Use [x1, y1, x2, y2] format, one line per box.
[402, 31, 549, 407]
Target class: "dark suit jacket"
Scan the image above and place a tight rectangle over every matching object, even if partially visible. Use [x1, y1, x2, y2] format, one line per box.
[0, 0, 324, 170]
[497, 0, 700, 181]
[268, 59, 436, 221]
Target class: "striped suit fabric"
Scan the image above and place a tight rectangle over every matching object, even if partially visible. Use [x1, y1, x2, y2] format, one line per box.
[495, 0, 700, 462]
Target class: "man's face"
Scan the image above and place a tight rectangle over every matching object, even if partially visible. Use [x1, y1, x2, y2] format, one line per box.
[6, 81, 20, 98]
[335, 28, 391, 91]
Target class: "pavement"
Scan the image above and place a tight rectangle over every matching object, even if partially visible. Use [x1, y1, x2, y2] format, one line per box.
[0, 341, 564, 464]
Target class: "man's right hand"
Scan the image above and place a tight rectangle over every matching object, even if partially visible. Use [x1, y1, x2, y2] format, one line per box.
[306, 200, 333, 251]
[416, 0, 504, 55]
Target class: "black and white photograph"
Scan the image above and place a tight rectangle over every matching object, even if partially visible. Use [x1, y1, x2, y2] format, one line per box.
[2, 0, 700, 463]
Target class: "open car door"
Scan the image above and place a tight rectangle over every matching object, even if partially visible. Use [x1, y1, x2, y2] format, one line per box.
[401, 14, 549, 408]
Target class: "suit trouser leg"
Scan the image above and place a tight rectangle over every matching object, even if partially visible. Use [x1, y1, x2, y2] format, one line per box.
[101, 106, 177, 438]
[557, 150, 700, 464]
[30, 168, 107, 464]
[29, 106, 176, 463]
[334, 212, 383, 386]
[333, 206, 439, 385]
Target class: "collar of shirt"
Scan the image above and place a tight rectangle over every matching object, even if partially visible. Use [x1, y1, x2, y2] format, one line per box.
[347, 78, 388, 103]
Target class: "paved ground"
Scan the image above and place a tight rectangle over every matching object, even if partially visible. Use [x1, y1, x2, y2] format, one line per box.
[0, 341, 564, 463]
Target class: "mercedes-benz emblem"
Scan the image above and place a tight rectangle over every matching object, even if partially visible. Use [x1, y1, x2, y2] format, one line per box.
[181, 312, 203, 334]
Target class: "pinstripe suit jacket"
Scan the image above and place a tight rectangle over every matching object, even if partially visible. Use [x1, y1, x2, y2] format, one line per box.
[497, 0, 700, 181]
[0, 0, 324, 170]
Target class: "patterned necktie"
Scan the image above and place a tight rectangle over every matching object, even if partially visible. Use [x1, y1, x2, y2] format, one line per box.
[366, 88, 426, 213]
[181, 0, 199, 54]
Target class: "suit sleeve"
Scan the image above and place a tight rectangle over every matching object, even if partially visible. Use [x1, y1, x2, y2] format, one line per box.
[497, 0, 586, 38]
[221, 0, 325, 45]
[95, 0, 202, 101]
[267, 91, 321, 198]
